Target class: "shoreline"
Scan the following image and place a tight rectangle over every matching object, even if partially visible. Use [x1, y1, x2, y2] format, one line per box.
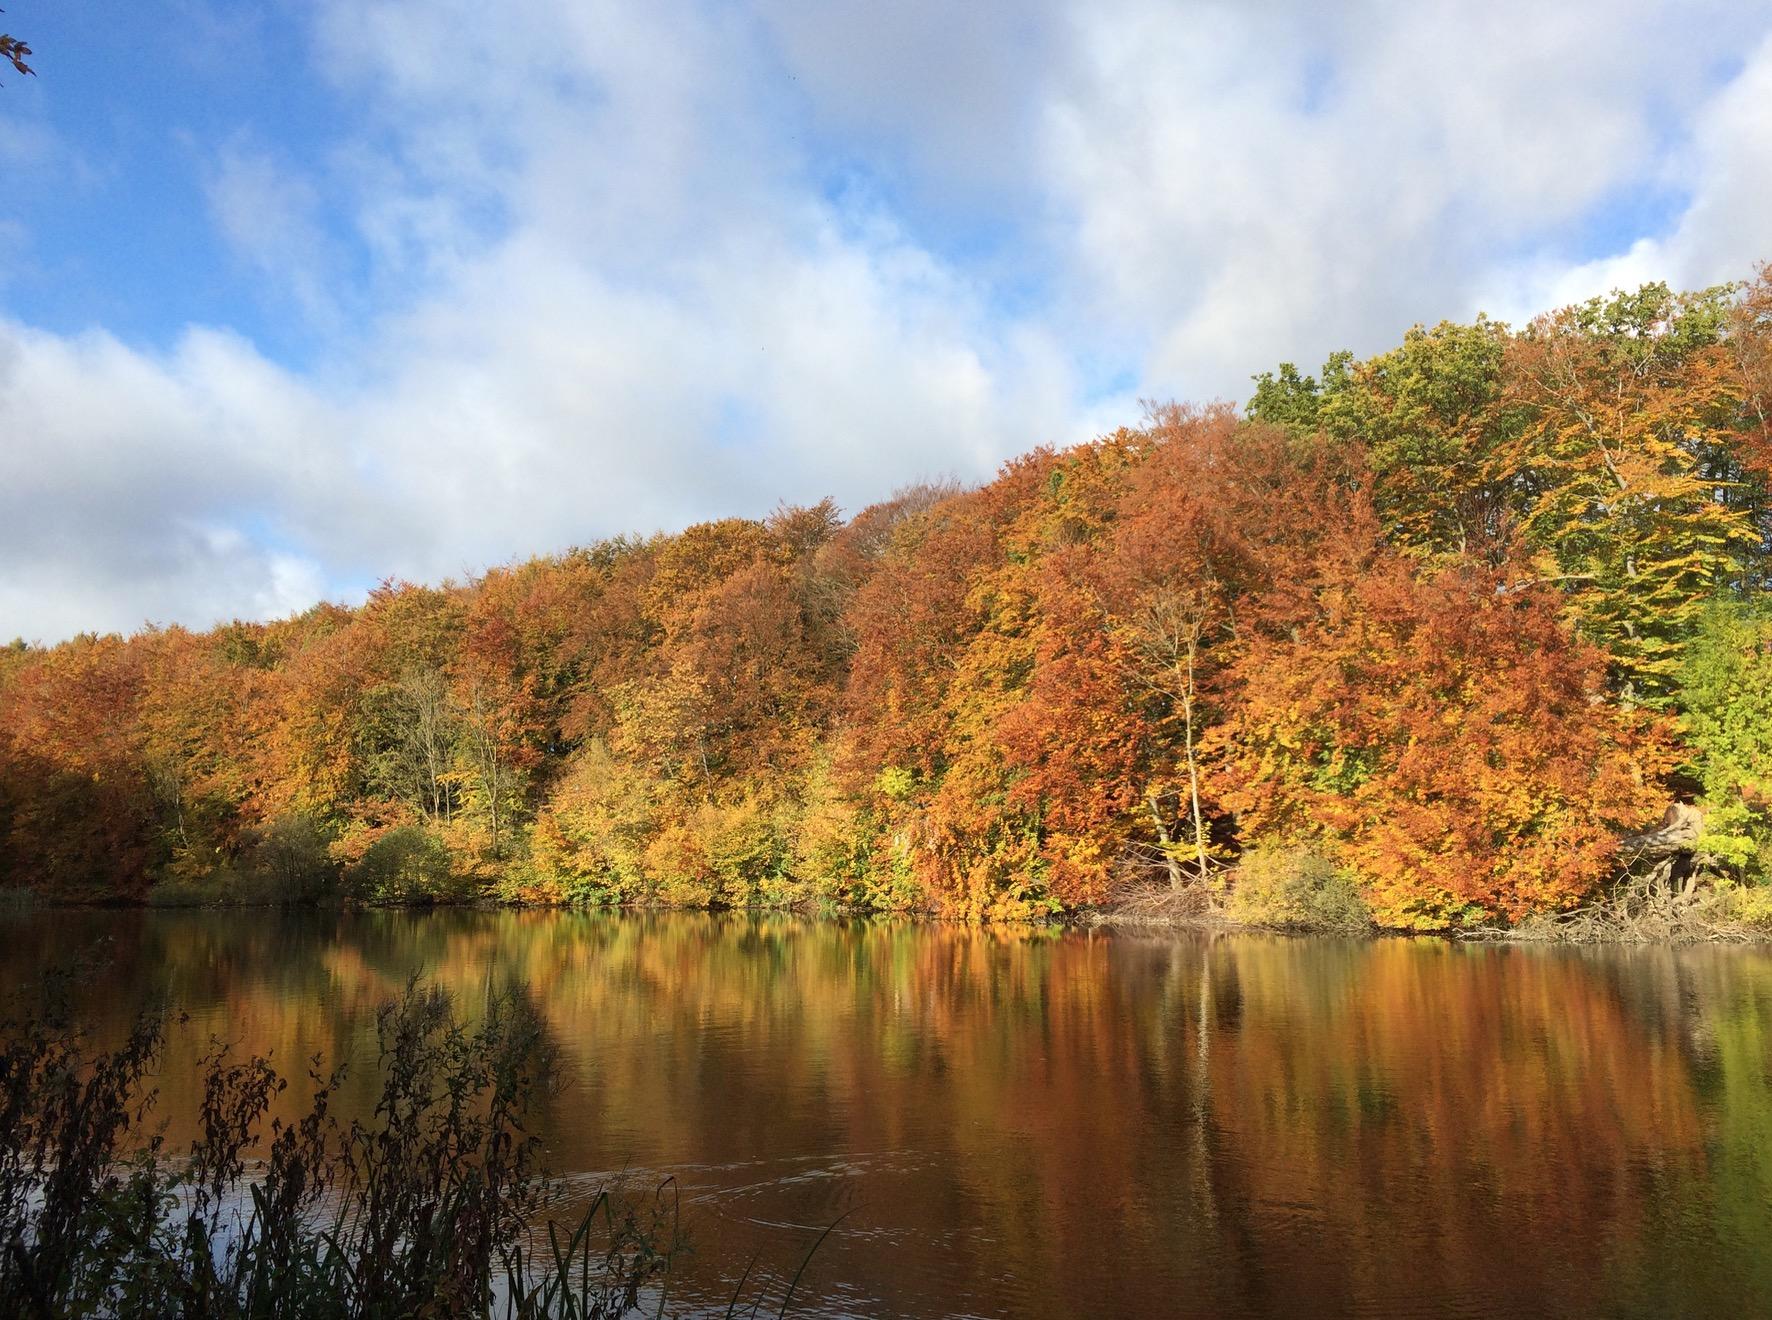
[9, 888, 1771, 947]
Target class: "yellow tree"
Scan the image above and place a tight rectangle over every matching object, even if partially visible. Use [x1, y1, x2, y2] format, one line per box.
[1501, 284, 1757, 703]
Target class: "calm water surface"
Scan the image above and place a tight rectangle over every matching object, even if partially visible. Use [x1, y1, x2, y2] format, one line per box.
[5, 908, 1771, 1318]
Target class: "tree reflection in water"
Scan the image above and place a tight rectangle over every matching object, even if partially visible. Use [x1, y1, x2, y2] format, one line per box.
[7, 908, 1770, 1319]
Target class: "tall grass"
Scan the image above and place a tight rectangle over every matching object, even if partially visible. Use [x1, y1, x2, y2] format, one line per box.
[0, 972, 682, 1317]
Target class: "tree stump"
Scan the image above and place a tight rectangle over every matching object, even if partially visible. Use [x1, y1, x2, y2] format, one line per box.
[1623, 803, 1704, 860]
[1622, 803, 1706, 900]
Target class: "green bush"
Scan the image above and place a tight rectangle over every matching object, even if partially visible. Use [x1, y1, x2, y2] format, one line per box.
[1720, 883, 1772, 932]
[705, 797, 787, 905]
[143, 815, 339, 907]
[1227, 847, 1372, 934]
[249, 812, 338, 901]
[346, 825, 468, 903]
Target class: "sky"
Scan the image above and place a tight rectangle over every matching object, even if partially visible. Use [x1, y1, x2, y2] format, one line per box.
[3, 0, 1771, 643]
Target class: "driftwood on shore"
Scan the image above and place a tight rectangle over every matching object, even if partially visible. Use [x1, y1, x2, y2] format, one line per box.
[1621, 802, 1705, 863]
[1613, 802, 1710, 909]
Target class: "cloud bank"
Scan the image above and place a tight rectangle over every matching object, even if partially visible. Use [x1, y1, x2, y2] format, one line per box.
[3, 0, 1770, 640]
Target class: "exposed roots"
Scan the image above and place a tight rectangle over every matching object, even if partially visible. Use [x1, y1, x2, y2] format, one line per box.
[1082, 878, 1217, 927]
[1477, 859, 1759, 945]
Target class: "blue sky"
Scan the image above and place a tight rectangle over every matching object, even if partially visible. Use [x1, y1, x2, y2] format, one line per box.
[4, 5, 342, 353]
[3, 0, 1771, 642]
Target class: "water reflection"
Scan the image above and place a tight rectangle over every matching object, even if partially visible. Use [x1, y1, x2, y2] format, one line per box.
[5, 909, 1770, 1318]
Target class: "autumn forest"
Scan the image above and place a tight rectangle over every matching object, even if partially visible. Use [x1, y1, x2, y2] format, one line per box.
[5, 271, 1772, 933]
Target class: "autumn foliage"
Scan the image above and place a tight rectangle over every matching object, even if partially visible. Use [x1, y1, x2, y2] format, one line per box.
[4, 271, 1771, 927]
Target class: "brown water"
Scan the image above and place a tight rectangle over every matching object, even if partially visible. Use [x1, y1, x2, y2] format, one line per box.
[5, 908, 1771, 1318]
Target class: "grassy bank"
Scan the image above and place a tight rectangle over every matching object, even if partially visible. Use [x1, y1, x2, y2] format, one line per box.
[112, 841, 1772, 946]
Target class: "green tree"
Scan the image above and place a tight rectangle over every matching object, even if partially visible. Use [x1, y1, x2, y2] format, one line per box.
[1317, 318, 1517, 558]
[1679, 599, 1772, 879]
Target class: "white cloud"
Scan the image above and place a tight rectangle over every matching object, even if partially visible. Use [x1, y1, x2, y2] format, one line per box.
[1482, 32, 1772, 319]
[0, 319, 338, 641]
[204, 141, 345, 331]
[2, 0, 1771, 641]
[1035, 0, 1767, 393]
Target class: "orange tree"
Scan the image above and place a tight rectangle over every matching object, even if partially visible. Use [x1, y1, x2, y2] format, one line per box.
[1208, 500, 1672, 929]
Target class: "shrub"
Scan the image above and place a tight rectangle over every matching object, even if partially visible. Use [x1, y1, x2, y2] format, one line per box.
[248, 812, 338, 901]
[1226, 847, 1372, 934]
[787, 762, 873, 909]
[704, 795, 786, 905]
[346, 824, 467, 903]
[1721, 883, 1772, 932]
[644, 822, 716, 907]
[641, 797, 789, 908]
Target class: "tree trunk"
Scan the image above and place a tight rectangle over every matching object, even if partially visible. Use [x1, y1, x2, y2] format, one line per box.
[1181, 637, 1209, 885]
[1146, 792, 1185, 892]
[1621, 802, 1703, 862]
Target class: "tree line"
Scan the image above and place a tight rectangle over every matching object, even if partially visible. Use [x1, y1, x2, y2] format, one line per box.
[3, 269, 1770, 929]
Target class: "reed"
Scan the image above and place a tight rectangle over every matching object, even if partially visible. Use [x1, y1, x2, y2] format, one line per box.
[0, 972, 682, 1318]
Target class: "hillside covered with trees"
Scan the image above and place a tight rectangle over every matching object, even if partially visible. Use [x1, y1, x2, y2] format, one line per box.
[4, 271, 1771, 930]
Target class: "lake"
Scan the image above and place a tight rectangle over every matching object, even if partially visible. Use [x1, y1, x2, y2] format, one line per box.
[5, 908, 1771, 1318]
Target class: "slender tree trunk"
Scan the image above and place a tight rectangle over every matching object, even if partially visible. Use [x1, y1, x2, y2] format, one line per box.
[488, 771, 501, 859]
[1181, 636, 1209, 885]
[403, 668, 454, 824]
[148, 757, 189, 849]
[464, 682, 506, 859]
[483, 741, 503, 860]
[1145, 792, 1185, 892]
